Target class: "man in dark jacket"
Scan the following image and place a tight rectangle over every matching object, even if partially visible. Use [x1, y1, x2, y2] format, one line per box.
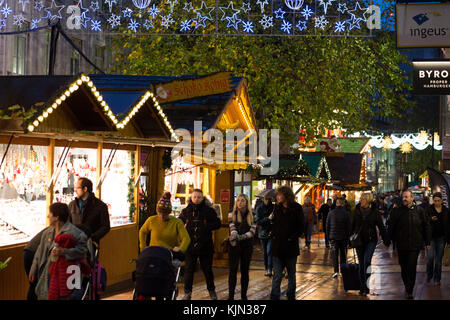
[388, 190, 431, 299]
[269, 186, 304, 300]
[318, 198, 332, 248]
[327, 198, 351, 278]
[68, 177, 110, 245]
[178, 189, 221, 300]
[255, 196, 275, 276]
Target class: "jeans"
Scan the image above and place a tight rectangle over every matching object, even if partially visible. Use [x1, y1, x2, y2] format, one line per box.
[355, 241, 377, 293]
[184, 253, 215, 293]
[426, 237, 446, 283]
[260, 238, 272, 272]
[270, 256, 297, 300]
[228, 244, 253, 299]
[305, 223, 313, 246]
[397, 250, 420, 294]
[330, 240, 347, 273]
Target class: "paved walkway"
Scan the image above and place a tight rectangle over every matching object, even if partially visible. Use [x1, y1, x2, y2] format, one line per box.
[103, 234, 450, 300]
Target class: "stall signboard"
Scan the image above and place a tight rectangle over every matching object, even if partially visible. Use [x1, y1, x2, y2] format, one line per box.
[220, 189, 230, 203]
[412, 60, 450, 95]
[443, 137, 450, 160]
[152, 72, 232, 103]
[396, 3, 450, 48]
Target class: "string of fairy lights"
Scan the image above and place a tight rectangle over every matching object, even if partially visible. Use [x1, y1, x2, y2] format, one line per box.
[26, 73, 179, 142]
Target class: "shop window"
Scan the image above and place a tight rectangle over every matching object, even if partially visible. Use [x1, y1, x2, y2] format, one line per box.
[0, 144, 48, 246]
[94, 45, 105, 73]
[70, 38, 82, 75]
[101, 149, 134, 226]
[12, 22, 29, 75]
[43, 31, 51, 74]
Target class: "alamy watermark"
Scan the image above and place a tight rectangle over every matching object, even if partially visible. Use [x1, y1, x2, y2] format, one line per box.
[171, 121, 279, 175]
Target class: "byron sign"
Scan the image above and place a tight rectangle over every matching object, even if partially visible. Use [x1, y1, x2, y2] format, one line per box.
[396, 3, 450, 48]
[412, 60, 450, 95]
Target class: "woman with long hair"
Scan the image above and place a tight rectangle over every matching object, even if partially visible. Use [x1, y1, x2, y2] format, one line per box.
[227, 194, 256, 300]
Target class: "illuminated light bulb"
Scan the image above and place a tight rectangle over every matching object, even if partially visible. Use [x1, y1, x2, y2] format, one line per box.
[47, 107, 53, 114]
[101, 101, 106, 107]
[113, 119, 118, 124]
[97, 96, 103, 102]
[28, 125, 34, 132]
[81, 76, 87, 82]
[85, 76, 90, 82]
[69, 87, 75, 93]
[33, 120, 39, 127]
[61, 95, 66, 101]
[77, 79, 83, 85]
[56, 99, 62, 105]
[94, 91, 100, 97]
[125, 116, 130, 122]
[38, 116, 44, 122]
[88, 81, 93, 87]
[73, 84, 79, 91]
[104, 106, 109, 111]
[65, 90, 70, 97]
[43, 112, 49, 118]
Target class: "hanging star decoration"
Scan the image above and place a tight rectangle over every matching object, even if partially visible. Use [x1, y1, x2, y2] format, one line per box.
[218, 2, 240, 22]
[18, 0, 30, 12]
[274, 8, 286, 19]
[241, 2, 251, 14]
[337, 3, 348, 14]
[44, 0, 65, 20]
[74, 0, 90, 29]
[143, 19, 153, 29]
[256, 0, 269, 14]
[259, 14, 273, 29]
[242, 20, 254, 33]
[226, 14, 242, 30]
[34, 0, 44, 12]
[128, 18, 140, 32]
[183, 1, 194, 12]
[345, 14, 362, 30]
[281, 20, 292, 34]
[347, 2, 369, 22]
[296, 20, 307, 31]
[180, 19, 191, 31]
[193, 2, 215, 22]
[318, 0, 336, 15]
[90, 1, 100, 12]
[192, 14, 207, 29]
[122, 7, 133, 18]
[1, 3, 13, 18]
[301, 4, 313, 20]
[91, 19, 102, 31]
[107, 13, 121, 28]
[104, 0, 117, 13]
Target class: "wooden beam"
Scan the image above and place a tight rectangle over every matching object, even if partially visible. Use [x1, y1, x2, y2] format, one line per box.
[134, 145, 141, 224]
[46, 139, 55, 227]
[96, 142, 103, 199]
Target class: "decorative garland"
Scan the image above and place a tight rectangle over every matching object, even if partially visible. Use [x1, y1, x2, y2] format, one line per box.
[127, 151, 136, 222]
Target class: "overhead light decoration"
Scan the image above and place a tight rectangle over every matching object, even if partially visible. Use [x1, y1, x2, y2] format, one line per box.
[349, 131, 442, 151]
[418, 130, 428, 144]
[236, 96, 252, 129]
[26, 73, 119, 133]
[400, 142, 413, 154]
[382, 136, 393, 150]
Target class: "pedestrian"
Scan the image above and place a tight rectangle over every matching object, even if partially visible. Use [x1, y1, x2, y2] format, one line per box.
[425, 192, 450, 286]
[327, 198, 351, 278]
[342, 194, 352, 213]
[178, 189, 221, 300]
[68, 177, 110, 246]
[302, 196, 316, 249]
[255, 194, 275, 277]
[227, 194, 256, 300]
[331, 194, 338, 210]
[318, 198, 332, 248]
[350, 193, 390, 296]
[29, 203, 88, 300]
[388, 190, 431, 299]
[269, 186, 304, 300]
[419, 196, 431, 211]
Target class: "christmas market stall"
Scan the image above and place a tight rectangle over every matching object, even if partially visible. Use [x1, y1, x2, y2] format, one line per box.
[0, 74, 176, 299]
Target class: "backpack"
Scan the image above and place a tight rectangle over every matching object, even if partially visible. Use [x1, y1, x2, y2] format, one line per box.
[92, 261, 107, 295]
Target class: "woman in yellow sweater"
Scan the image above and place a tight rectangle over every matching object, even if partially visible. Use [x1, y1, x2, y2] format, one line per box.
[139, 192, 191, 254]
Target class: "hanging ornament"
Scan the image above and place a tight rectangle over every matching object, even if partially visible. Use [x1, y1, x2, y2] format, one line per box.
[400, 142, 412, 154]
[382, 136, 392, 150]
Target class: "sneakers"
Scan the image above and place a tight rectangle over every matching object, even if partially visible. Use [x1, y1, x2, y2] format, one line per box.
[264, 270, 272, 277]
[182, 292, 192, 300]
[209, 290, 218, 300]
[332, 273, 339, 278]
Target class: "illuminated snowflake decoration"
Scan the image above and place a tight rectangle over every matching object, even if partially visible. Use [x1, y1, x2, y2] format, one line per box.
[242, 20, 254, 33]
[315, 15, 329, 29]
[180, 19, 191, 31]
[259, 14, 273, 29]
[143, 19, 154, 29]
[296, 20, 307, 31]
[34, 0, 44, 12]
[161, 14, 175, 29]
[31, 18, 41, 29]
[107, 14, 121, 28]
[91, 19, 102, 31]
[13, 14, 26, 27]
[128, 18, 140, 32]
[148, 4, 160, 19]
[301, 5, 313, 20]
[122, 7, 133, 18]
[281, 20, 292, 34]
[334, 20, 346, 32]
[1, 4, 13, 18]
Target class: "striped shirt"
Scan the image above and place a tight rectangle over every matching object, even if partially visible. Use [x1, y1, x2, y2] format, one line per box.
[228, 210, 256, 246]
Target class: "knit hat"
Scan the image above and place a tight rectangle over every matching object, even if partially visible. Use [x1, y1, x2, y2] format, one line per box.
[157, 192, 172, 215]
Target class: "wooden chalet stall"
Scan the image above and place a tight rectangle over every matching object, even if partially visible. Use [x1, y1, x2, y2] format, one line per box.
[0, 74, 175, 299]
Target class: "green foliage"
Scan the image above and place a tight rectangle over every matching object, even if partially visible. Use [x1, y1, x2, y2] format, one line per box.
[111, 32, 412, 144]
[0, 257, 11, 271]
[403, 147, 441, 178]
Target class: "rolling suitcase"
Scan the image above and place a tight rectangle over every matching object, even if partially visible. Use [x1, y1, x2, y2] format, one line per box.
[341, 249, 360, 292]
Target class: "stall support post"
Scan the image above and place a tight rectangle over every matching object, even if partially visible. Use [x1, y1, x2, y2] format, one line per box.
[96, 142, 103, 199]
[202, 167, 209, 196]
[149, 148, 165, 213]
[46, 139, 55, 226]
[210, 169, 216, 201]
[134, 146, 141, 224]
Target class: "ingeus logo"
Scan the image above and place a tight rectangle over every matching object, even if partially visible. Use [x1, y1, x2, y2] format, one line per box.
[409, 12, 448, 39]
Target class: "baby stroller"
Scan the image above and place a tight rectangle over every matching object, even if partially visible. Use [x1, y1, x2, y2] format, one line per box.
[132, 246, 183, 300]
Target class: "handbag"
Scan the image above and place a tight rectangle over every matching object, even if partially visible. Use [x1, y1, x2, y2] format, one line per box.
[443, 244, 450, 267]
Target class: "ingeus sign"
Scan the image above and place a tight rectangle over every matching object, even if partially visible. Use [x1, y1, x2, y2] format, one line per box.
[413, 60, 450, 95]
[396, 3, 450, 48]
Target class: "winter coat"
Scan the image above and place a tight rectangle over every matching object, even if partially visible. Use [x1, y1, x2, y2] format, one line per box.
[425, 205, 450, 243]
[326, 206, 351, 241]
[228, 209, 257, 248]
[388, 204, 432, 251]
[48, 234, 91, 300]
[30, 222, 88, 300]
[178, 198, 221, 255]
[303, 204, 317, 225]
[68, 193, 110, 244]
[351, 203, 390, 247]
[255, 202, 274, 239]
[270, 202, 304, 258]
